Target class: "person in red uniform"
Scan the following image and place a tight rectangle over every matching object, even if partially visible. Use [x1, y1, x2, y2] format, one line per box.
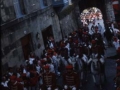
[97, 44, 106, 56]
[16, 76, 24, 90]
[63, 65, 80, 90]
[29, 66, 39, 90]
[92, 29, 102, 42]
[9, 73, 18, 90]
[91, 40, 98, 54]
[41, 65, 56, 90]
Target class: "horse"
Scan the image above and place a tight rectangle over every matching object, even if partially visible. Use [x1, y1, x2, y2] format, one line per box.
[74, 54, 89, 87]
[88, 53, 106, 89]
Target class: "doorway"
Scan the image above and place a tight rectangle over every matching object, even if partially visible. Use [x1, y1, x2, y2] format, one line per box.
[20, 33, 33, 60]
[42, 25, 53, 48]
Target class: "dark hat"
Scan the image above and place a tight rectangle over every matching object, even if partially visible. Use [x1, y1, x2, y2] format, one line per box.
[91, 40, 96, 44]
[44, 65, 50, 70]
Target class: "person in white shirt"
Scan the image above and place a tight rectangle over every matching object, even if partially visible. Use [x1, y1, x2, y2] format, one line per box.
[7, 67, 13, 76]
[1, 76, 9, 89]
[98, 23, 102, 33]
[46, 59, 55, 73]
[36, 63, 41, 74]
[114, 28, 120, 37]
[51, 52, 60, 75]
[65, 41, 71, 56]
[113, 37, 120, 50]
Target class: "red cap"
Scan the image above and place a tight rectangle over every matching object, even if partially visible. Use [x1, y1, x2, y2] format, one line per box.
[22, 73, 26, 77]
[83, 32, 87, 34]
[91, 40, 96, 44]
[10, 75, 17, 81]
[72, 31, 76, 35]
[116, 66, 120, 70]
[16, 78, 22, 82]
[66, 65, 73, 69]
[113, 37, 117, 41]
[44, 65, 50, 70]
[53, 52, 57, 55]
[95, 29, 98, 31]
[41, 60, 46, 64]
[117, 47, 120, 52]
[47, 49, 54, 53]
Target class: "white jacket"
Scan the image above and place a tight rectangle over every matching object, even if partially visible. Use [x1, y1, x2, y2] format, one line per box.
[113, 40, 120, 50]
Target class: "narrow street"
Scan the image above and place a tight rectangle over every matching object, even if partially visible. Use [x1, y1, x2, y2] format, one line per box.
[1, 0, 120, 90]
[78, 19, 117, 90]
[56, 46, 117, 90]
[56, 19, 117, 90]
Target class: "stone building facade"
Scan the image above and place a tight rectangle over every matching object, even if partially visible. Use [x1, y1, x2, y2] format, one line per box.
[1, 0, 79, 74]
[105, 0, 116, 22]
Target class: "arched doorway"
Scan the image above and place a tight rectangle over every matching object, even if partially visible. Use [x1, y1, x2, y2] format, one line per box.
[80, 7, 103, 26]
[80, 7, 106, 36]
[78, 0, 107, 20]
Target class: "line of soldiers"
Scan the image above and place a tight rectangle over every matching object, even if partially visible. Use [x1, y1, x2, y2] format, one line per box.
[1, 24, 107, 90]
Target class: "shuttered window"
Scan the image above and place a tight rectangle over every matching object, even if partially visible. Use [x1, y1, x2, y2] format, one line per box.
[13, 0, 22, 18]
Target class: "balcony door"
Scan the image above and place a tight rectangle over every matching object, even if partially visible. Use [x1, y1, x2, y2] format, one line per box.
[21, 34, 33, 60]
[42, 25, 53, 48]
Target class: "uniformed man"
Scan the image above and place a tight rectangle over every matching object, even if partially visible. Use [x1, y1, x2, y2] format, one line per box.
[97, 44, 106, 56]
[92, 29, 102, 41]
[63, 65, 80, 90]
[9, 73, 18, 90]
[82, 31, 91, 45]
[41, 65, 56, 90]
[91, 40, 98, 54]
[113, 37, 120, 51]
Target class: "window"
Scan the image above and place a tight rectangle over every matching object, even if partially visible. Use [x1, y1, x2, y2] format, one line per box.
[54, 0, 61, 1]
[43, 0, 48, 6]
[19, 0, 26, 14]
[13, 0, 23, 18]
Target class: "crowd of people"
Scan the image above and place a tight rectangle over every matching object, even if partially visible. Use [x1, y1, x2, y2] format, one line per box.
[1, 19, 120, 90]
[80, 7, 102, 26]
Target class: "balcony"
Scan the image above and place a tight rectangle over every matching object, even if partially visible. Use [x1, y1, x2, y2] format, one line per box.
[52, 0, 69, 7]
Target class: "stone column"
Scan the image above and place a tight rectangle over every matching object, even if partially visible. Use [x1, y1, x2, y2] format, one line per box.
[73, 5, 82, 28]
[105, 0, 115, 22]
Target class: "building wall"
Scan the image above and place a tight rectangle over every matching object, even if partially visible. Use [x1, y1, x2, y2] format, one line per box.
[1, 5, 62, 74]
[1, 0, 79, 74]
[0, 0, 16, 24]
[59, 10, 78, 37]
[105, 0, 115, 22]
